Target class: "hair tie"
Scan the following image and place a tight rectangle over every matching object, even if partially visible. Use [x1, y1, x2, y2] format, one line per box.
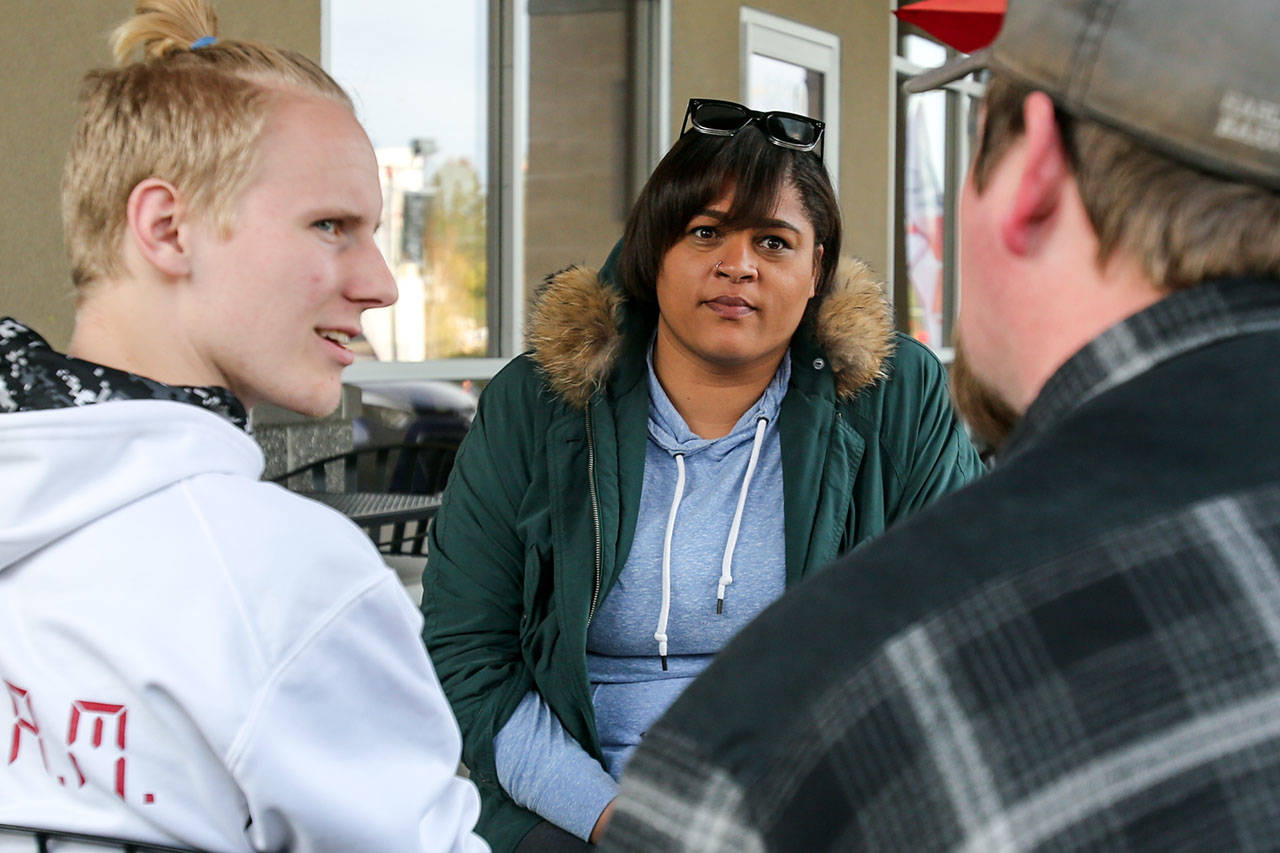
[191, 36, 218, 49]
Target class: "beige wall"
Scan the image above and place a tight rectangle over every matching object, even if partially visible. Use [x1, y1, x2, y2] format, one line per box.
[525, 7, 631, 283]
[0, 0, 322, 349]
[671, 0, 891, 278]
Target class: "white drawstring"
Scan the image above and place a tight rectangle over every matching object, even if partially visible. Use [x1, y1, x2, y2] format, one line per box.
[652, 415, 772, 666]
[717, 416, 768, 613]
[654, 452, 686, 671]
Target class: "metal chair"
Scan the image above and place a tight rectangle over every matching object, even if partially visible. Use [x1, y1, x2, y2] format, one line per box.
[0, 824, 197, 852]
[271, 439, 458, 557]
[274, 439, 458, 497]
[297, 491, 441, 557]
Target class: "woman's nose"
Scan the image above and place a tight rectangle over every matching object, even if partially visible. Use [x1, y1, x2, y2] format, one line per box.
[715, 235, 757, 283]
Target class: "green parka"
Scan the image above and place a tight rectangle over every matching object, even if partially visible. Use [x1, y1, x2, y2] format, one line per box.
[422, 258, 984, 851]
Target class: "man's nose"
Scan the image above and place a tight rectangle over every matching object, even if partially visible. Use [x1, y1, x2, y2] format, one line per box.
[348, 240, 398, 308]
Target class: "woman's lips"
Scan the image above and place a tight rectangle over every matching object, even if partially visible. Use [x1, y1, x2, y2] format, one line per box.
[704, 296, 755, 319]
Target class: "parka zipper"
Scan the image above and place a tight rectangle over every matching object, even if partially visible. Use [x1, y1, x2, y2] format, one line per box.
[585, 407, 603, 624]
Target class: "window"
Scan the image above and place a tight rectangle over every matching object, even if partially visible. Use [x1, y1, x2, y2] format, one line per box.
[890, 5, 984, 358]
[740, 8, 840, 189]
[325, 0, 669, 382]
[327, 0, 489, 369]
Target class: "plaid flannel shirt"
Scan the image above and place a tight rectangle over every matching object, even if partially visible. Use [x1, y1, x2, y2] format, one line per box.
[604, 277, 1280, 851]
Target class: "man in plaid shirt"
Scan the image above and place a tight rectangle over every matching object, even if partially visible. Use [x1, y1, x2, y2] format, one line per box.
[601, 0, 1280, 849]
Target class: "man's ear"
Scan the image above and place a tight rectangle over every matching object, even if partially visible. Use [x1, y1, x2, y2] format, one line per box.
[1000, 92, 1071, 257]
[125, 178, 192, 279]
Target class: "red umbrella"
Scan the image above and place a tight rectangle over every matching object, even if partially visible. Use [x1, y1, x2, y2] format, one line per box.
[894, 0, 1007, 54]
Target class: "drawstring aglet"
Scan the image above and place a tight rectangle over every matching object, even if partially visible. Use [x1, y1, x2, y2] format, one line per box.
[716, 596, 724, 614]
[660, 654, 668, 671]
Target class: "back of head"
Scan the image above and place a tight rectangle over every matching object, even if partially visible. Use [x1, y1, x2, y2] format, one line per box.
[913, 0, 1280, 291]
[975, 74, 1280, 292]
[63, 0, 352, 288]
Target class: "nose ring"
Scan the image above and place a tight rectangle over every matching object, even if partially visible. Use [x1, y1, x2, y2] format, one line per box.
[716, 260, 723, 271]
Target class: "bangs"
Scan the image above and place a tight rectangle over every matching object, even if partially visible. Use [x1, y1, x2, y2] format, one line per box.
[619, 128, 800, 309]
[684, 129, 790, 234]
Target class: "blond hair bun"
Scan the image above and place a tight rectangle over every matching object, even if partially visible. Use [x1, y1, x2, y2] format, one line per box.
[112, 0, 219, 64]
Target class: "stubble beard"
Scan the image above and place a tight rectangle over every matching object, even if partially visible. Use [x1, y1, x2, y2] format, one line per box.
[950, 340, 1021, 457]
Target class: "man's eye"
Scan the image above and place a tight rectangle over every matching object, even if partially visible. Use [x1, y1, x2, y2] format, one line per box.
[314, 219, 342, 235]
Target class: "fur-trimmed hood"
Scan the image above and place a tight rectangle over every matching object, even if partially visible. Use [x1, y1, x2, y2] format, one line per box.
[526, 257, 895, 408]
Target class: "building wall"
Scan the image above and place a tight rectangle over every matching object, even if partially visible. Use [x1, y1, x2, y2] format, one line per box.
[525, 5, 632, 283]
[671, 0, 891, 277]
[0, 0, 322, 350]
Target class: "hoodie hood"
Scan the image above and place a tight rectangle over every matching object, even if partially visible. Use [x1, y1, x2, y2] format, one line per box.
[645, 344, 790, 459]
[0, 401, 264, 571]
[0, 318, 262, 571]
[525, 257, 895, 408]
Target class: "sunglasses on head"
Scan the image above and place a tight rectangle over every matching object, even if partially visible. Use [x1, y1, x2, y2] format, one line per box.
[681, 98, 825, 157]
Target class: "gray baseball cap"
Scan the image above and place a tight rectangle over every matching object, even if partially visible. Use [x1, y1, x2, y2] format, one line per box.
[904, 0, 1280, 191]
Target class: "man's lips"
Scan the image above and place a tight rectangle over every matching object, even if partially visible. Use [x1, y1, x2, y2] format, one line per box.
[704, 296, 755, 319]
[316, 327, 358, 365]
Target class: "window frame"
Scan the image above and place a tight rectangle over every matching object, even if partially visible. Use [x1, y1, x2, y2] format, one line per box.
[739, 7, 841, 192]
[324, 0, 671, 385]
[887, 5, 985, 364]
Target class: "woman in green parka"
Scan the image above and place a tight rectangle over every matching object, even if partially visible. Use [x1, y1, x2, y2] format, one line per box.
[423, 98, 985, 852]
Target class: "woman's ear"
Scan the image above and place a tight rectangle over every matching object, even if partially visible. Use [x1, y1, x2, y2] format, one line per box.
[125, 178, 192, 279]
[809, 244, 823, 298]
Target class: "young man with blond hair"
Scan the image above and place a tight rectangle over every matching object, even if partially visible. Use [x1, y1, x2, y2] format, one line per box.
[0, 2, 485, 849]
[603, 0, 1280, 849]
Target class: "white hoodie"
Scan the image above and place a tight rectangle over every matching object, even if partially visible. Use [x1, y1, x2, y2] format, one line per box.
[0, 399, 486, 852]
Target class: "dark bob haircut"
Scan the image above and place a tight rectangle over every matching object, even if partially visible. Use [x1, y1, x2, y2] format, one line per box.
[617, 125, 841, 316]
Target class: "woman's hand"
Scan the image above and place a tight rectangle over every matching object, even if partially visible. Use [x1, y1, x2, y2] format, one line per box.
[589, 798, 616, 844]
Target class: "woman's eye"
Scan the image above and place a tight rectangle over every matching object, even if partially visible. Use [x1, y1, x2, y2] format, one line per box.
[760, 235, 789, 252]
[691, 225, 719, 241]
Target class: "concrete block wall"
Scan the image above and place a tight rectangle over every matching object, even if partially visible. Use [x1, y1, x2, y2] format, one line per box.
[252, 384, 361, 482]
